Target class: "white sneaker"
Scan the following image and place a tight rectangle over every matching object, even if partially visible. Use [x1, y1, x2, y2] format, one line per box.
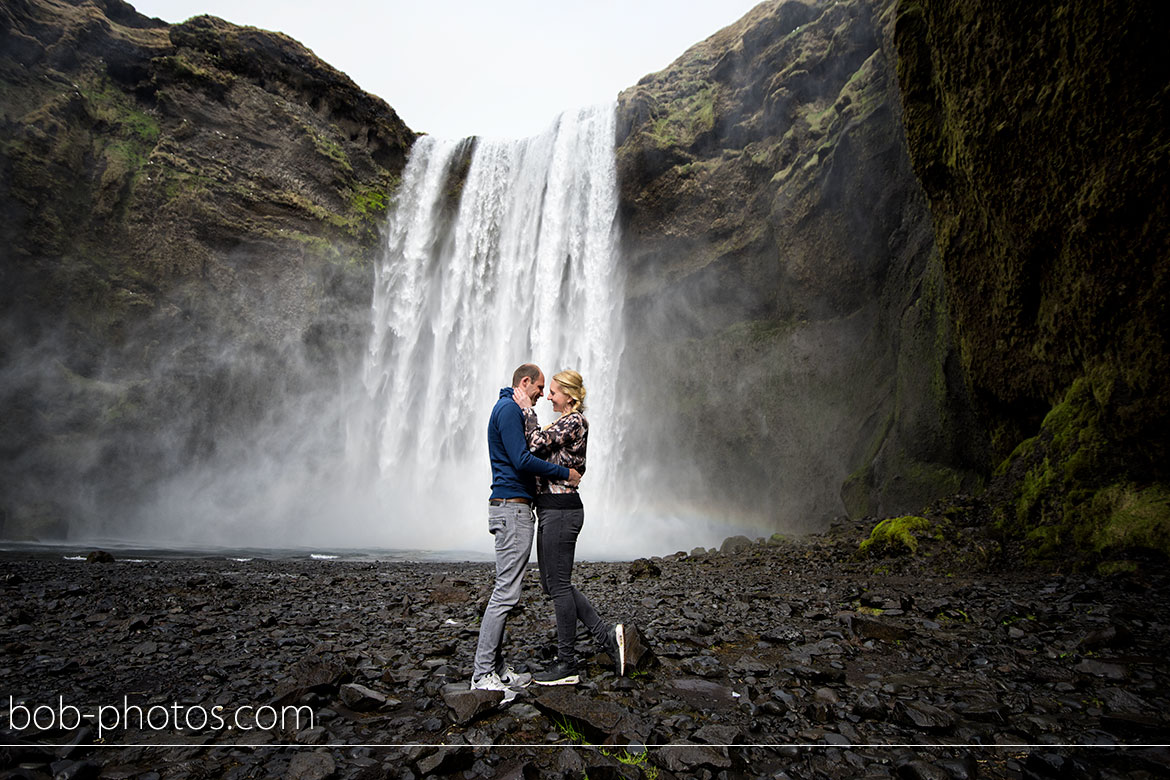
[471, 671, 509, 691]
[499, 666, 532, 688]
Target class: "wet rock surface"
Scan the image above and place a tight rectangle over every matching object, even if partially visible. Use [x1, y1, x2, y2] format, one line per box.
[2, 524, 1169, 778]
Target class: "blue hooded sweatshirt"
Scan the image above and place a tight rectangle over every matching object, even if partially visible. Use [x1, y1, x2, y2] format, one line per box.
[488, 387, 569, 500]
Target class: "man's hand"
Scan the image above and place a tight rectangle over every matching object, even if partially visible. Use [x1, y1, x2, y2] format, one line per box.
[567, 468, 582, 487]
[513, 387, 532, 409]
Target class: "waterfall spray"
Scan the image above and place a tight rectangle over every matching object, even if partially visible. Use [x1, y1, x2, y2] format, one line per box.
[354, 104, 627, 555]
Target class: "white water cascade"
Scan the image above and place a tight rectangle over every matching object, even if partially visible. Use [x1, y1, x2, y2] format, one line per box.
[351, 104, 628, 557]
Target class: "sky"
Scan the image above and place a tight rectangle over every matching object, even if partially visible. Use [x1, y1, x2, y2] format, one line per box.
[130, 0, 765, 139]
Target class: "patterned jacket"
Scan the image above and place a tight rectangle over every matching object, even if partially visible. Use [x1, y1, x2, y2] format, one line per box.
[522, 409, 588, 497]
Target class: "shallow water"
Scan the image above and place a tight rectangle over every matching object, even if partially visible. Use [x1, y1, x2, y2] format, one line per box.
[0, 539, 494, 563]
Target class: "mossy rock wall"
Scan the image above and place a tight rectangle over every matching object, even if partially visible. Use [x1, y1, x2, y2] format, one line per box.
[895, 0, 1170, 562]
[0, 0, 415, 538]
[615, 0, 983, 531]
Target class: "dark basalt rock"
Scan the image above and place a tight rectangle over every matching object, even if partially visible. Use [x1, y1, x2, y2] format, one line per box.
[272, 654, 352, 706]
[845, 612, 912, 642]
[719, 535, 754, 555]
[338, 683, 395, 712]
[893, 700, 957, 733]
[616, 0, 983, 529]
[440, 683, 504, 726]
[415, 745, 474, 776]
[620, 622, 654, 672]
[285, 751, 336, 780]
[626, 558, 661, 580]
[0, 539, 1167, 776]
[895, 0, 1170, 562]
[0, 0, 416, 542]
[532, 687, 635, 744]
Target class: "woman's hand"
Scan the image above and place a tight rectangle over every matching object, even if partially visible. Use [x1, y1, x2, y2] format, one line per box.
[513, 387, 532, 409]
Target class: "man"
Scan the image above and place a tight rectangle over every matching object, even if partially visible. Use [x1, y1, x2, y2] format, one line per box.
[471, 363, 581, 693]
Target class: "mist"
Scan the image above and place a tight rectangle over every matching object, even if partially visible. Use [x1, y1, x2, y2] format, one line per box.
[1, 103, 749, 561]
[2, 0, 965, 560]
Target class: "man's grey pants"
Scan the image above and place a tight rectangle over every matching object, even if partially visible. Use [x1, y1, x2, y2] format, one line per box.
[473, 502, 535, 679]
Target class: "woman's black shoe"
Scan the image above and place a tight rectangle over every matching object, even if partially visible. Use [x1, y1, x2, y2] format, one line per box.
[532, 662, 580, 686]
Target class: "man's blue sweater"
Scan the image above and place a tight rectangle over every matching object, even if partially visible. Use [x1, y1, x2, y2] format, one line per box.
[488, 388, 569, 500]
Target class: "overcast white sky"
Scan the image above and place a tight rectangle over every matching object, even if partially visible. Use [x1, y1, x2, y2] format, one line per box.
[130, 0, 764, 139]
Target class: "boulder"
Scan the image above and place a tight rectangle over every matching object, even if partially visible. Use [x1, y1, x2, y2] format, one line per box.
[441, 683, 504, 726]
[533, 688, 635, 744]
[285, 752, 336, 780]
[338, 683, 395, 712]
[719, 536, 754, 555]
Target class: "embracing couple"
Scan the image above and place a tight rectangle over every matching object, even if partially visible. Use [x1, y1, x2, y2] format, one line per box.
[471, 363, 626, 693]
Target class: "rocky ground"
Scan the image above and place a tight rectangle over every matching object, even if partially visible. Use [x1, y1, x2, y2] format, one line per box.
[2, 514, 1168, 780]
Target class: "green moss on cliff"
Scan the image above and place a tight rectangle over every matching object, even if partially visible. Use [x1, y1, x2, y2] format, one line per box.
[895, 0, 1170, 564]
[152, 52, 236, 95]
[1, 0, 416, 537]
[350, 185, 387, 216]
[645, 81, 717, 151]
[1089, 485, 1170, 557]
[859, 514, 941, 556]
[997, 374, 1170, 565]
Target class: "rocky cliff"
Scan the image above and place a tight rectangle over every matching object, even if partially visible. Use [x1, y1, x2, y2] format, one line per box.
[3, 0, 1165, 562]
[895, 0, 1170, 562]
[611, 0, 1169, 561]
[0, 0, 414, 538]
[613, 0, 982, 530]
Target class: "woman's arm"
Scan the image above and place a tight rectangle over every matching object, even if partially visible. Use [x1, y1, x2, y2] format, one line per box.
[526, 412, 583, 457]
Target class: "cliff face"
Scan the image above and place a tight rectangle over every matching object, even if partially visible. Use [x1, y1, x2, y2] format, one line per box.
[895, 0, 1170, 561]
[0, 0, 414, 537]
[614, 0, 982, 530]
[5, 0, 1162, 558]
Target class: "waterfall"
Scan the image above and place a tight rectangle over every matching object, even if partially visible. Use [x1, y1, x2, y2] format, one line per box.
[353, 104, 627, 555]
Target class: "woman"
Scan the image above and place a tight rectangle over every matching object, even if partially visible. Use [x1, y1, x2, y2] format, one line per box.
[514, 369, 624, 685]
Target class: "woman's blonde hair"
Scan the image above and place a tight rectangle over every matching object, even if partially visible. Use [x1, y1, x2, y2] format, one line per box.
[553, 369, 586, 415]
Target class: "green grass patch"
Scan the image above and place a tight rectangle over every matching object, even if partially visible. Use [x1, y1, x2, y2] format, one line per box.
[549, 713, 588, 744]
[601, 748, 657, 779]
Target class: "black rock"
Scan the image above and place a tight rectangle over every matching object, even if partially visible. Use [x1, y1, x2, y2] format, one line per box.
[846, 613, 912, 642]
[286, 751, 336, 780]
[47, 760, 100, 780]
[653, 741, 732, 773]
[273, 654, 352, 705]
[621, 623, 655, 672]
[532, 687, 634, 744]
[681, 654, 722, 678]
[416, 746, 473, 776]
[852, 691, 886, 720]
[693, 723, 740, 745]
[628, 559, 661, 579]
[440, 683, 503, 726]
[720, 536, 754, 555]
[339, 682, 395, 712]
[895, 759, 950, 780]
[893, 700, 956, 733]
[936, 755, 978, 780]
